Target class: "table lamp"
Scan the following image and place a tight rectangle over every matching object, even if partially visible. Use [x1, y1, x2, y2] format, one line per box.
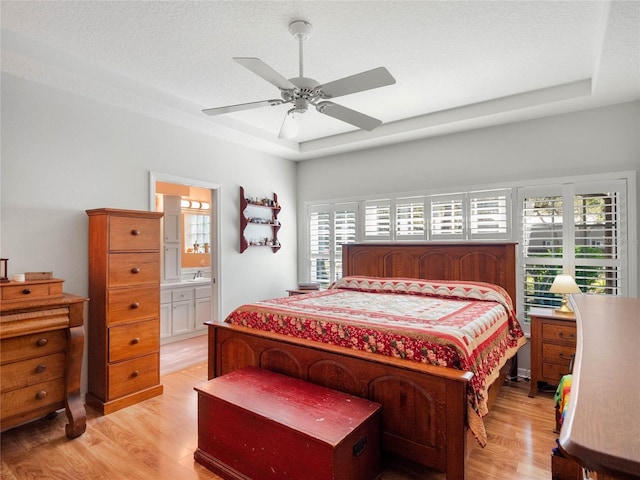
[549, 274, 581, 313]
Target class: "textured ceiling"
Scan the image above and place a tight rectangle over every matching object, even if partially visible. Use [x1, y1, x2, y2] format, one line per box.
[2, 1, 639, 160]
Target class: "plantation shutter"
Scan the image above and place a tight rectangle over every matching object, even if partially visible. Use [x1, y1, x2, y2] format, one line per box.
[519, 179, 627, 321]
[396, 197, 426, 240]
[429, 194, 464, 239]
[309, 206, 331, 286]
[364, 199, 391, 240]
[308, 203, 358, 287]
[334, 203, 358, 281]
[469, 190, 510, 239]
[572, 180, 625, 296]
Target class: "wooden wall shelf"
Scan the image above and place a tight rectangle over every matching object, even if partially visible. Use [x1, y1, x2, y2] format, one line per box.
[240, 186, 281, 253]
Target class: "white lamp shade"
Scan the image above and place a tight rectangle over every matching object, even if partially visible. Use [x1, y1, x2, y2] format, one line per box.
[549, 274, 582, 294]
[278, 109, 303, 139]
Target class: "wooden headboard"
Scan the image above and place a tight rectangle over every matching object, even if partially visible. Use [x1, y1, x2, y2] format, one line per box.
[342, 242, 517, 305]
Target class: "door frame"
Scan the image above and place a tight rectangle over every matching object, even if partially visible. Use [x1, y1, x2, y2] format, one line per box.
[149, 171, 221, 325]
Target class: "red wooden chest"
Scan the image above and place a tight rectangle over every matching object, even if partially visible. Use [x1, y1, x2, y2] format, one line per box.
[194, 367, 382, 480]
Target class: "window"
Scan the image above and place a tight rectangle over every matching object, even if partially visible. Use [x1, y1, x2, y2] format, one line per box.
[184, 213, 210, 253]
[519, 179, 626, 318]
[469, 190, 509, 238]
[396, 197, 425, 239]
[429, 195, 464, 239]
[363, 199, 391, 240]
[304, 173, 633, 315]
[308, 203, 358, 287]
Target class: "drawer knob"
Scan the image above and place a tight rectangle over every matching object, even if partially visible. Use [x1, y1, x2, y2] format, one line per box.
[131, 302, 140, 309]
[22, 288, 32, 295]
[131, 267, 141, 274]
[131, 229, 140, 236]
[559, 353, 575, 361]
[559, 332, 575, 339]
[131, 370, 139, 378]
[36, 338, 49, 347]
[35, 391, 47, 400]
[131, 337, 140, 345]
[36, 364, 47, 373]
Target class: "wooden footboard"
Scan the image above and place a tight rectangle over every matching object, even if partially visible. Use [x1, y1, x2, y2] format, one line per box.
[207, 321, 472, 480]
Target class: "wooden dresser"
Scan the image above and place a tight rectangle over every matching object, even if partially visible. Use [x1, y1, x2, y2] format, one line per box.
[86, 208, 164, 414]
[529, 307, 576, 398]
[0, 279, 87, 438]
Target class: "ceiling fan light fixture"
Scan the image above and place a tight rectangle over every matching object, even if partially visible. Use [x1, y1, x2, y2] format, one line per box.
[278, 108, 303, 139]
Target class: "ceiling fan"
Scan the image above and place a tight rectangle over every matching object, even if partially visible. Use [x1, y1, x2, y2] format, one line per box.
[202, 20, 396, 139]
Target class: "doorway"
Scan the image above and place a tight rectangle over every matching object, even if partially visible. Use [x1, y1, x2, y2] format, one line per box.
[149, 172, 221, 346]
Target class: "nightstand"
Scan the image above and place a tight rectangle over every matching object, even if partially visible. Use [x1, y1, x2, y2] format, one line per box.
[529, 307, 576, 398]
[286, 289, 319, 296]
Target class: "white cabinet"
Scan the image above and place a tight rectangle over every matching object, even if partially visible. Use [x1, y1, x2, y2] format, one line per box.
[171, 288, 194, 336]
[162, 195, 181, 282]
[163, 244, 180, 281]
[194, 286, 212, 331]
[161, 283, 212, 343]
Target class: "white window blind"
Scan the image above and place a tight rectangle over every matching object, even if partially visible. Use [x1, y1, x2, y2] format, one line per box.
[309, 208, 331, 286]
[308, 203, 358, 287]
[396, 197, 425, 239]
[519, 179, 627, 320]
[334, 205, 357, 281]
[469, 190, 509, 239]
[521, 187, 567, 315]
[430, 195, 464, 239]
[572, 181, 625, 296]
[364, 199, 391, 240]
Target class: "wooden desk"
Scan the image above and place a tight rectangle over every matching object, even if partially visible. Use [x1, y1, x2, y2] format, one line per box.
[559, 294, 640, 479]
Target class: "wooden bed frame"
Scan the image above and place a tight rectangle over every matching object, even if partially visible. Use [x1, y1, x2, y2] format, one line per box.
[206, 242, 518, 480]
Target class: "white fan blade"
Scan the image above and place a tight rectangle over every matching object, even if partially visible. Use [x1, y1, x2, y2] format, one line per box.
[202, 99, 283, 116]
[278, 110, 303, 139]
[234, 57, 297, 91]
[319, 67, 396, 99]
[316, 102, 382, 131]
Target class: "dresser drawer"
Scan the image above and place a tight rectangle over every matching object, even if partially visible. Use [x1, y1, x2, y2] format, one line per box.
[171, 288, 193, 302]
[542, 323, 577, 344]
[0, 329, 67, 364]
[109, 216, 160, 252]
[542, 362, 573, 384]
[108, 253, 160, 287]
[108, 353, 159, 400]
[107, 285, 159, 325]
[542, 344, 575, 366]
[1, 353, 65, 393]
[1, 379, 65, 419]
[1, 280, 63, 302]
[109, 319, 159, 363]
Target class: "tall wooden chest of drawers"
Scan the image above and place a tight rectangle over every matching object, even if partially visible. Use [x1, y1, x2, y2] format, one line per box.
[529, 307, 576, 398]
[86, 208, 164, 414]
[0, 279, 87, 438]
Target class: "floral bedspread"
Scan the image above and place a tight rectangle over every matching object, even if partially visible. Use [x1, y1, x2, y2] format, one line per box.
[225, 276, 526, 446]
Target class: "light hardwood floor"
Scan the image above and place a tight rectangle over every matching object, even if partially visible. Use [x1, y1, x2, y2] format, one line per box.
[2, 336, 558, 480]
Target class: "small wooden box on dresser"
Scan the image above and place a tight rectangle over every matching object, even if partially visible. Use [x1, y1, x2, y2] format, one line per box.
[528, 307, 576, 398]
[0, 278, 88, 438]
[86, 208, 164, 414]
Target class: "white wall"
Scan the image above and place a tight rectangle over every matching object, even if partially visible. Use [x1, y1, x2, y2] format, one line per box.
[0, 73, 298, 319]
[296, 101, 640, 282]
